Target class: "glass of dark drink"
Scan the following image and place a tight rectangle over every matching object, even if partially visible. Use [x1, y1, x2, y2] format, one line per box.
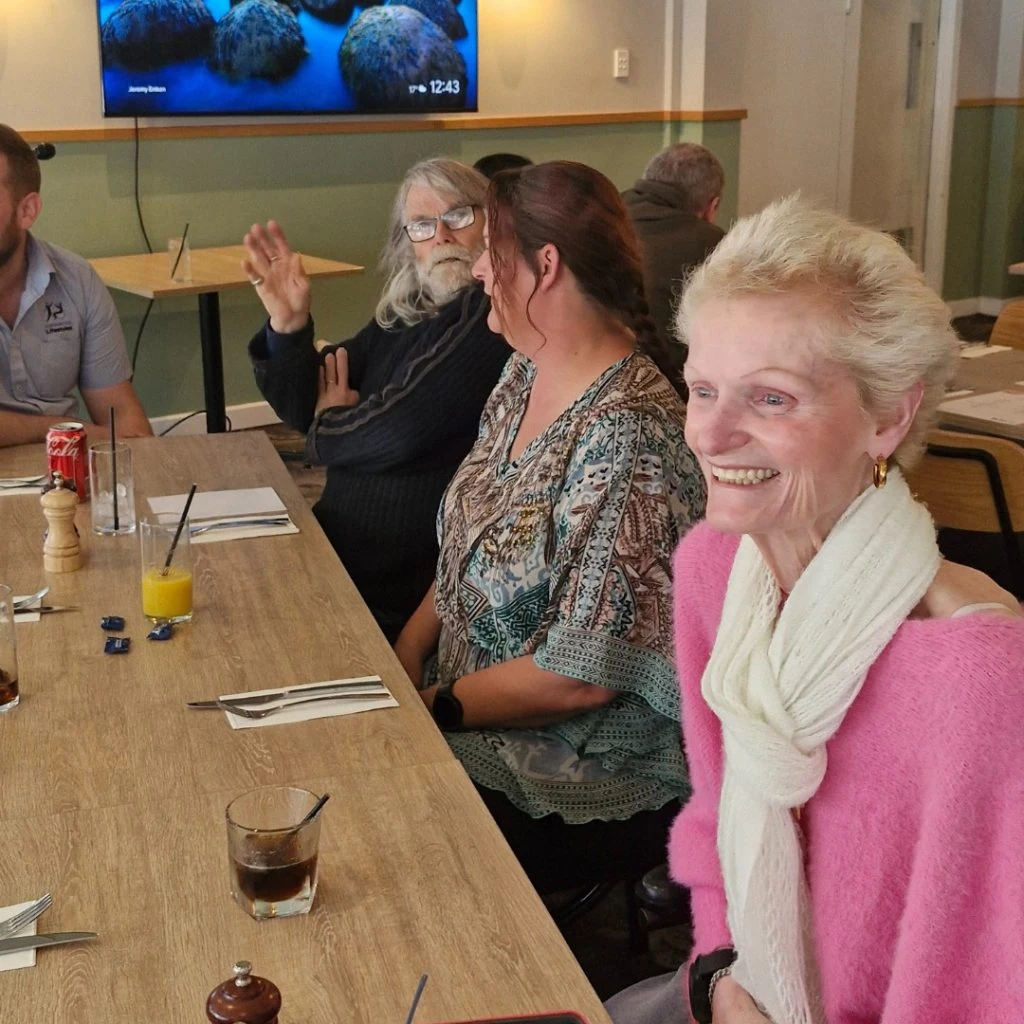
[226, 786, 322, 920]
[0, 586, 19, 714]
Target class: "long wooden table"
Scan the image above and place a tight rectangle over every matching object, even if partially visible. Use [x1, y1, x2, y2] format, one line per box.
[0, 433, 611, 1024]
[90, 246, 363, 434]
[940, 346, 1024, 442]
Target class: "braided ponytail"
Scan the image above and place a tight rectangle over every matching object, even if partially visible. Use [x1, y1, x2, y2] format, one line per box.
[486, 161, 688, 402]
[626, 283, 687, 399]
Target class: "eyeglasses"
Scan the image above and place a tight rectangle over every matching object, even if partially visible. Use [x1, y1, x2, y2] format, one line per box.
[403, 204, 477, 243]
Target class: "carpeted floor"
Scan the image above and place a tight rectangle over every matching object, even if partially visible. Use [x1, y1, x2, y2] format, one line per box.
[951, 313, 995, 343]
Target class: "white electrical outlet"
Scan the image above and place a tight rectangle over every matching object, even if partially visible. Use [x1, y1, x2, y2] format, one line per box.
[614, 48, 630, 79]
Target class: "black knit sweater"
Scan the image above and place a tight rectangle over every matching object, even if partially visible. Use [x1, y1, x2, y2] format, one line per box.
[249, 285, 509, 640]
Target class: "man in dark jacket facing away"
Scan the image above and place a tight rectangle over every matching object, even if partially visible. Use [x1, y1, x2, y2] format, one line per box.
[244, 158, 509, 641]
[622, 143, 725, 375]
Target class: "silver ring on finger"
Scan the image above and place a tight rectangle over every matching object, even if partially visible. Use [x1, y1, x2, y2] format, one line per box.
[249, 276, 265, 287]
[269, 255, 282, 262]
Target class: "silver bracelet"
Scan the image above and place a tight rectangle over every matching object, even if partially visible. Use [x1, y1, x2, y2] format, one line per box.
[707, 966, 732, 1009]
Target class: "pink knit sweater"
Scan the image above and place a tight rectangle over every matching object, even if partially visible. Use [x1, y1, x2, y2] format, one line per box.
[669, 523, 1024, 1023]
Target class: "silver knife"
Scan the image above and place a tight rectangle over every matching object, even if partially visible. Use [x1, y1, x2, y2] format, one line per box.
[186, 676, 385, 709]
[0, 932, 97, 954]
[189, 516, 291, 536]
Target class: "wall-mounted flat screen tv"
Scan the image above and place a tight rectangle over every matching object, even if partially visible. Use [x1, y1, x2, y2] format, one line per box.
[98, 0, 478, 116]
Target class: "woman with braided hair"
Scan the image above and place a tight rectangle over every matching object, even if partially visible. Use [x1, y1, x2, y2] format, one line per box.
[394, 160, 704, 892]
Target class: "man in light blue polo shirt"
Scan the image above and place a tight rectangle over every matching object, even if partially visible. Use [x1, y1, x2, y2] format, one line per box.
[0, 124, 151, 448]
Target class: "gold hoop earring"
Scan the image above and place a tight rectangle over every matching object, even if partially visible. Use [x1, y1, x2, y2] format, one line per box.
[872, 455, 889, 489]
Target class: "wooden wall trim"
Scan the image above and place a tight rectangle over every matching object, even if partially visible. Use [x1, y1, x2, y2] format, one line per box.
[19, 108, 748, 144]
[957, 97, 1024, 108]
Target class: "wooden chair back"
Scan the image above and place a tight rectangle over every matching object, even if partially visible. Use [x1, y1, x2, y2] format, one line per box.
[906, 428, 1024, 591]
[990, 299, 1024, 351]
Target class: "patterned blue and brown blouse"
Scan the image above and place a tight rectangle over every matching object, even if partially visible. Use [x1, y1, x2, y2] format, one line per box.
[430, 350, 705, 823]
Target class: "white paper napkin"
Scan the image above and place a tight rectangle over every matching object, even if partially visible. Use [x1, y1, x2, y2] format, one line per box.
[148, 487, 286, 519]
[943, 388, 974, 400]
[940, 389, 1024, 423]
[960, 343, 1012, 359]
[220, 677, 397, 730]
[189, 515, 299, 545]
[0, 900, 41, 973]
[12, 595, 41, 624]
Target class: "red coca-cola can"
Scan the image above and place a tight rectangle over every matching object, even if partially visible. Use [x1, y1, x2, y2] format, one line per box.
[46, 421, 89, 500]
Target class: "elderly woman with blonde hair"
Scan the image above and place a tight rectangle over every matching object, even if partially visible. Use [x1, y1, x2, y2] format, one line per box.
[607, 196, 1024, 1024]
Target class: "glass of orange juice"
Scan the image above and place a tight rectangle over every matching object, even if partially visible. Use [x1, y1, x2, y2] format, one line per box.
[140, 514, 194, 623]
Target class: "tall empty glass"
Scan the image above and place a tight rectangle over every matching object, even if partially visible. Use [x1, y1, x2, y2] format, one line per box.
[0, 586, 19, 713]
[140, 514, 193, 623]
[168, 236, 192, 282]
[227, 787, 322, 920]
[89, 442, 136, 535]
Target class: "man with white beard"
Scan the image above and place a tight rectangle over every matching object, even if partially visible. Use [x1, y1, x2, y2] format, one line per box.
[245, 158, 508, 641]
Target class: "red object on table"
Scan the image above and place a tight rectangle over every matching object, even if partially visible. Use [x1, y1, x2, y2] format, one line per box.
[46, 421, 89, 500]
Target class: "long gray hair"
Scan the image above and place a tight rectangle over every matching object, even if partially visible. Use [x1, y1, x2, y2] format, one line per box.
[375, 158, 489, 329]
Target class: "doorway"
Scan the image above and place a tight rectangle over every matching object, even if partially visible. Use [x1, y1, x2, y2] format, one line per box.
[849, 0, 942, 267]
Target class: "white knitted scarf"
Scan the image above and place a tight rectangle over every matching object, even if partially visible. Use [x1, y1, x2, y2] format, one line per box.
[702, 469, 939, 1024]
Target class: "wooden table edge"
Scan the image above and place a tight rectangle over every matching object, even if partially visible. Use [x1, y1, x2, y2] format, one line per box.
[89, 250, 364, 300]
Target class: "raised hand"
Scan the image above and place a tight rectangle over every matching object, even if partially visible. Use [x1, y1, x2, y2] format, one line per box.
[241, 220, 311, 334]
[315, 349, 360, 415]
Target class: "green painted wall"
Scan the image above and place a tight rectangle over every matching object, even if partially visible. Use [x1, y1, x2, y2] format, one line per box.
[943, 106, 992, 300]
[944, 104, 1024, 302]
[979, 105, 1024, 299]
[32, 119, 741, 419]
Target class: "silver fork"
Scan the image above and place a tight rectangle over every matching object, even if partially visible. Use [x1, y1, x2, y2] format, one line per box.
[13, 586, 50, 611]
[217, 690, 388, 719]
[0, 893, 52, 939]
[190, 516, 291, 536]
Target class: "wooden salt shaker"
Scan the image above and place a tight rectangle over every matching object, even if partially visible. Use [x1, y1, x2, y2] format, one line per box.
[41, 472, 82, 573]
[206, 961, 282, 1024]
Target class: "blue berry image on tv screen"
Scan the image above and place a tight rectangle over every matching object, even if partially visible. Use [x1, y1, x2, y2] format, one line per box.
[97, 0, 478, 116]
[211, 0, 308, 81]
[101, 0, 215, 71]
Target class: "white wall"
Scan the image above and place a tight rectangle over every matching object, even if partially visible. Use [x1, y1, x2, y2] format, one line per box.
[704, 0, 860, 216]
[480, 1, 668, 116]
[0, 0, 671, 130]
[957, 0, 1002, 98]
[995, 0, 1024, 96]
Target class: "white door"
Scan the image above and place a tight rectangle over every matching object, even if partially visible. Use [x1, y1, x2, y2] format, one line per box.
[723, 0, 861, 217]
[849, 0, 942, 265]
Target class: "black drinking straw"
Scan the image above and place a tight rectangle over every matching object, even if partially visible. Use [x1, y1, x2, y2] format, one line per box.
[109, 406, 119, 531]
[169, 222, 190, 279]
[162, 483, 197, 574]
[299, 792, 330, 827]
[403, 975, 429, 1024]
[269, 792, 330, 859]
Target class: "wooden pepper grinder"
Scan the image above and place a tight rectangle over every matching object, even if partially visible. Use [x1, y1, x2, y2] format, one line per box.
[206, 961, 282, 1024]
[41, 472, 82, 573]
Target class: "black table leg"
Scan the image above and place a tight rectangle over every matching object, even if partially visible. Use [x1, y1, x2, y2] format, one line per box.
[197, 292, 227, 434]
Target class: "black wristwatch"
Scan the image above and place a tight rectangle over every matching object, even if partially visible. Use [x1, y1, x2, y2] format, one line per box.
[431, 679, 465, 731]
[688, 946, 736, 1023]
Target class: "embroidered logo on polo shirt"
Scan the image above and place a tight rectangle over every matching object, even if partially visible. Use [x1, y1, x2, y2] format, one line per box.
[43, 301, 74, 337]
